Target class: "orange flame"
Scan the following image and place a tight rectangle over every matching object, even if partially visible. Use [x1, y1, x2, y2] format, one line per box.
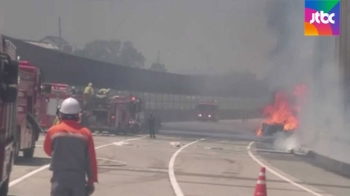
[256, 84, 307, 136]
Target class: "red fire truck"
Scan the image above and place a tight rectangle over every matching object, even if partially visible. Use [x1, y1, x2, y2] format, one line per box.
[0, 36, 20, 195]
[14, 60, 50, 160]
[89, 94, 143, 135]
[38, 83, 80, 129]
[196, 101, 220, 122]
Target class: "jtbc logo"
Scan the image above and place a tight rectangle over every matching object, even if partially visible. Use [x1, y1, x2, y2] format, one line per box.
[310, 11, 335, 24]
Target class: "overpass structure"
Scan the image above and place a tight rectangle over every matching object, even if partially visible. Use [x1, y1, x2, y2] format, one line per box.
[4, 36, 269, 121]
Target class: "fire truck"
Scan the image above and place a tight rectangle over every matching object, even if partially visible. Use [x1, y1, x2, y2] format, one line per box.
[0, 36, 19, 195]
[196, 101, 220, 122]
[89, 93, 143, 135]
[38, 83, 80, 129]
[14, 60, 50, 160]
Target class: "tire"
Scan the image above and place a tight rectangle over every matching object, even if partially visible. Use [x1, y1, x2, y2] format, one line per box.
[0, 177, 9, 196]
[14, 126, 21, 163]
[13, 139, 20, 163]
[23, 116, 36, 159]
[23, 147, 35, 159]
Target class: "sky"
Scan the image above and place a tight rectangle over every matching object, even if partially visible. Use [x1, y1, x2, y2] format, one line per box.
[0, 0, 274, 76]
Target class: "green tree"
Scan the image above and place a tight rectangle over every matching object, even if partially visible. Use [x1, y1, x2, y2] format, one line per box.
[74, 40, 145, 68]
[150, 62, 167, 72]
[118, 41, 145, 68]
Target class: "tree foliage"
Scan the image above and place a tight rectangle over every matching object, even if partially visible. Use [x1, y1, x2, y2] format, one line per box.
[74, 40, 145, 68]
[150, 62, 167, 72]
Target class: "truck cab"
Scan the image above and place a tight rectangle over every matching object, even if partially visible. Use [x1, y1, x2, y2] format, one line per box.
[89, 95, 143, 135]
[38, 83, 79, 129]
[0, 36, 19, 195]
[14, 60, 51, 160]
[196, 101, 219, 122]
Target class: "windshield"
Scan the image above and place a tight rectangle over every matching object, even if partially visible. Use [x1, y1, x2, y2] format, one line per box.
[197, 104, 217, 112]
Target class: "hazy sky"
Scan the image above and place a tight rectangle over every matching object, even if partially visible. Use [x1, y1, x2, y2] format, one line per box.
[1, 0, 274, 76]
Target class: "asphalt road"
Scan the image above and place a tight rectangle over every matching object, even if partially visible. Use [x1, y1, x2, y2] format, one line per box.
[7, 120, 350, 196]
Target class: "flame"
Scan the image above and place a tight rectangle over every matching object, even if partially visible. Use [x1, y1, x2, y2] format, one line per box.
[256, 84, 307, 136]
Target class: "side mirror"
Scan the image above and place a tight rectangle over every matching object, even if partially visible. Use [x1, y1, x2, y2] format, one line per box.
[3, 60, 19, 85]
[0, 86, 17, 102]
[0, 60, 19, 103]
[42, 84, 52, 93]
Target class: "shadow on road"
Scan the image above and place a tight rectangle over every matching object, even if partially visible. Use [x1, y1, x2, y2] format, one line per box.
[15, 157, 51, 166]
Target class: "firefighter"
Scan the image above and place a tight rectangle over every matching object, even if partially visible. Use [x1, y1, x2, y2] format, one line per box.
[44, 97, 98, 196]
[148, 113, 156, 138]
[52, 106, 61, 126]
[80, 109, 90, 128]
[83, 83, 95, 108]
[71, 86, 77, 95]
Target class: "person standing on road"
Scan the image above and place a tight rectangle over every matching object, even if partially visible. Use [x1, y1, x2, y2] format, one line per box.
[80, 109, 90, 128]
[148, 113, 156, 138]
[44, 97, 98, 196]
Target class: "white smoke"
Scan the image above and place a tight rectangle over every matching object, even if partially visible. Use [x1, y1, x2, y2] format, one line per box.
[273, 132, 300, 151]
[266, 0, 348, 163]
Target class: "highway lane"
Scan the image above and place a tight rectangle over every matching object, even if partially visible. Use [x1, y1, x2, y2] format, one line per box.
[161, 120, 350, 196]
[255, 142, 350, 196]
[174, 138, 314, 196]
[9, 135, 316, 196]
[7, 120, 350, 196]
[9, 135, 143, 191]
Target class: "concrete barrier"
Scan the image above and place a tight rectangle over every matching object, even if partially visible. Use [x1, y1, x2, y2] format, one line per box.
[307, 150, 350, 178]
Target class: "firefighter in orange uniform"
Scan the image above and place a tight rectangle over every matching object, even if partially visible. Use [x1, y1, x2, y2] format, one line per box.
[44, 97, 98, 196]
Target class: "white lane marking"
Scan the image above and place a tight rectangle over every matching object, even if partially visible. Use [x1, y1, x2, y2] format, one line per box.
[9, 137, 143, 187]
[99, 166, 168, 173]
[247, 142, 328, 196]
[97, 157, 127, 166]
[168, 138, 205, 196]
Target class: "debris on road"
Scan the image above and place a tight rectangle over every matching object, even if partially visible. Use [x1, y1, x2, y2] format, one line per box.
[113, 141, 130, 146]
[170, 142, 181, 147]
[203, 146, 223, 150]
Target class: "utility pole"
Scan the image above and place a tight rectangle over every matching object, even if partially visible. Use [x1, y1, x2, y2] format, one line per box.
[58, 17, 62, 50]
[157, 50, 160, 64]
[58, 17, 62, 39]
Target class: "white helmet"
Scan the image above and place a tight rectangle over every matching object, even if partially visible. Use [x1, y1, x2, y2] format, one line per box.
[59, 97, 81, 114]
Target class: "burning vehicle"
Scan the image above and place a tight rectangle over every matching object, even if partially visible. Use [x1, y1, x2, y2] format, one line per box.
[257, 85, 307, 136]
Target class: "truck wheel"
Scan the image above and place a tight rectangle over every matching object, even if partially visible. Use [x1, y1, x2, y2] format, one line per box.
[23, 147, 35, 159]
[14, 126, 21, 163]
[0, 177, 9, 196]
[23, 122, 36, 159]
[14, 139, 20, 163]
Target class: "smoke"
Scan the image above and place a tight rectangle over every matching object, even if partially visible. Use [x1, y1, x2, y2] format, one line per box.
[273, 132, 300, 151]
[265, 0, 349, 163]
[265, 0, 314, 91]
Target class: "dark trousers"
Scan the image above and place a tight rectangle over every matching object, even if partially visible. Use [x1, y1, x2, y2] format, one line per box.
[149, 127, 156, 138]
[51, 171, 87, 196]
